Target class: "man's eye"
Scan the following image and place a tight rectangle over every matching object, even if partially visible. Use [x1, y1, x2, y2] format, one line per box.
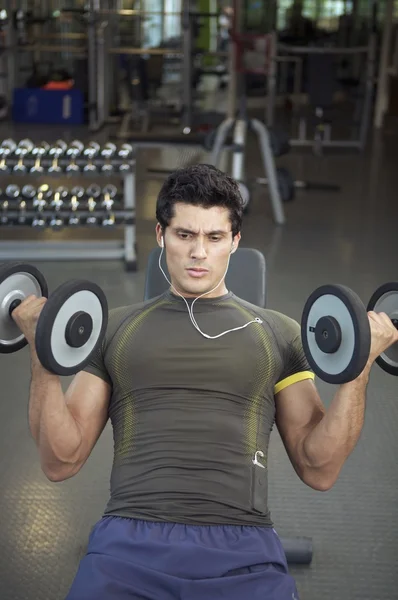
[179, 232, 190, 239]
[210, 236, 221, 242]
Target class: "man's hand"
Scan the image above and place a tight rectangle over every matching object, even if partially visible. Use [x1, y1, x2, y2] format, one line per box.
[367, 311, 398, 365]
[11, 295, 47, 346]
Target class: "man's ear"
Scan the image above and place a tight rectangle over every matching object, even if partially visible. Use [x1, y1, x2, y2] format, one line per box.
[155, 223, 164, 248]
[231, 232, 241, 253]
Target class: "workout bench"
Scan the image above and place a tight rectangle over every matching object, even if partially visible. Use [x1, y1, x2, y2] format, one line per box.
[144, 246, 313, 566]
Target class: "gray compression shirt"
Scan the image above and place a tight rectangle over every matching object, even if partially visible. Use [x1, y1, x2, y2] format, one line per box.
[84, 290, 314, 527]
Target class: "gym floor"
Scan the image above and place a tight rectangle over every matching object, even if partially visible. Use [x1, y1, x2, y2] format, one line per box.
[0, 119, 397, 600]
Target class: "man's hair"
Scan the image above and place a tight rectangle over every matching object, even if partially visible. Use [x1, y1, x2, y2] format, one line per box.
[156, 163, 243, 237]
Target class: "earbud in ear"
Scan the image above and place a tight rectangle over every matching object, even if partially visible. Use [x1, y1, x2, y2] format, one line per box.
[160, 236, 164, 248]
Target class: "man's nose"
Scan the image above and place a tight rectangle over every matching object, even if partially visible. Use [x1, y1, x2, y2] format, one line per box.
[190, 238, 207, 259]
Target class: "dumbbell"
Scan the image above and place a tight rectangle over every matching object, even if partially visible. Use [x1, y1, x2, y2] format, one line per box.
[0, 139, 17, 173]
[118, 143, 133, 172]
[301, 283, 398, 384]
[30, 142, 50, 174]
[13, 139, 34, 173]
[66, 140, 84, 173]
[49, 140, 67, 173]
[32, 190, 48, 209]
[50, 186, 69, 229]
[68, 186, 84, 226]
[101, 142, 117, 174]
[101, 184, 117, 227]
[86, 199, 98, 226]
[18, 186, 34, 225]
[50, 140, 68, 156]
[102, 184, 117, 210]
[31, 185, 52, 229]
[49, 188, 67, 231]
[0, 263, 108, 376]
[17, 199, 28, 226]
[86, 184, 102, 226]
[83, 141, 101, 173]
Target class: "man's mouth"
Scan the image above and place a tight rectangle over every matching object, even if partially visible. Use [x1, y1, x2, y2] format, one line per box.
[186, 268, 209, 278]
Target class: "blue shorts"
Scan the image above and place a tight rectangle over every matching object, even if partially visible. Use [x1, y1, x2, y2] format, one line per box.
[65, 516, 299, 600]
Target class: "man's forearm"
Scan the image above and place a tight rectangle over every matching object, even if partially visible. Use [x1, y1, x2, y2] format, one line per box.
[29, 350, 82, 474]
[302, 365, 371, 487]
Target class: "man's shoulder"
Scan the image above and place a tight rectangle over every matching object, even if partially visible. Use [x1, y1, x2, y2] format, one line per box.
[106, 293, 169, 339]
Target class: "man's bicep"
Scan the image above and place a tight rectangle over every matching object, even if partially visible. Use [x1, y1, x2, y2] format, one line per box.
[274, 379, 325, 473]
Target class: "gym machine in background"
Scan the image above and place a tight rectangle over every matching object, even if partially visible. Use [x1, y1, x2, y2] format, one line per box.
[0, 1, 378, 151]
[275, 38, 377, 154]
[0, 1, 230, 135]
[214, 4, 341, 211]
[0, 139, 137, 271]
[116, 3, 230, 137]
[223, 1, 377, 155]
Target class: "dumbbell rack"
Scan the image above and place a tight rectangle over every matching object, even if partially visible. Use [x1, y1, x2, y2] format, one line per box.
[0, 141, 137, 271]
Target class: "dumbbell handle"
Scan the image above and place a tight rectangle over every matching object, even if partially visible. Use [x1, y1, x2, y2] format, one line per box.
[9, 298, 22, 316]
[392, 319, 398, 329]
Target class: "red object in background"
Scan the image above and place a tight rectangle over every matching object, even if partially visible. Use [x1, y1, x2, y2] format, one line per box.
[231, 32, 274, 75]
[42, 80, 75, 90]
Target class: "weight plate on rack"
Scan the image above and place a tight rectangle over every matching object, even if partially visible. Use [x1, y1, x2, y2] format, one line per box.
[367, 282, 398, 376]
[301, 284, 371, 384]
[0, 263, 48, 354]
[238, 182, 250, 210]
[277, 167, 295, 203]
[35, 279, 108, 376]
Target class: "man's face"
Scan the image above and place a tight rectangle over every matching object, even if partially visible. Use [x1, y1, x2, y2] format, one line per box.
[156, 203, 241, 298]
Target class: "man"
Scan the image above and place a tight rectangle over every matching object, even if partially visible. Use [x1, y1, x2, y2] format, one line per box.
[13, 164, 398, 599]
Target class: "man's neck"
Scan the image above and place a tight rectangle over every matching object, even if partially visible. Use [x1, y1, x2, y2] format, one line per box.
[169, 284, 229, 300]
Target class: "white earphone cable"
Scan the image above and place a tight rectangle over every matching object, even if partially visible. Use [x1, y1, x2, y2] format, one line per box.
[158, 240, 262, 339]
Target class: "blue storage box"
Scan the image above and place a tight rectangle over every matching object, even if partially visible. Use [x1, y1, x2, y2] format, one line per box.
[12, 88, 84, 124]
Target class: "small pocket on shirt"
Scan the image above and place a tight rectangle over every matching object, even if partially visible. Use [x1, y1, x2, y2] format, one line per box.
[250, 450, 268, 513]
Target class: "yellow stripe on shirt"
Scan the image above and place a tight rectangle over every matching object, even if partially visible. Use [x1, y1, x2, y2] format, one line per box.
[274, 371, 315, 395]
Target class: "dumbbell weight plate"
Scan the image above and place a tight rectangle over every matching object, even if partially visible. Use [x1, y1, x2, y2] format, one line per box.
[256, 167, 295, 203]
[22, 185, 36, 199]
[277, 167, 295, 203]
[367, 282, 398, 376]
[102, 184, 118, 198]
[35, 279, 108, 376]
[86, 184, 101, 198]
[237, 182, 250, 211]
[6, 184, 20, 198]
[118, 143, 133, 158]
[301, 284, 371, 384]
[0, 263, 48, 354]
